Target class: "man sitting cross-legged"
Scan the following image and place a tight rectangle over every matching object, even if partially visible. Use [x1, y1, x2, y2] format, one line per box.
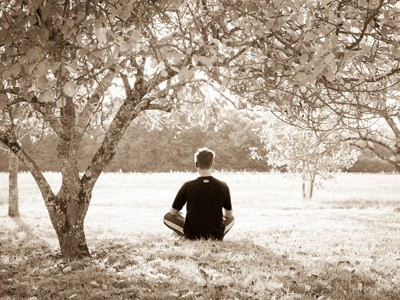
[163, 148, 235, 240]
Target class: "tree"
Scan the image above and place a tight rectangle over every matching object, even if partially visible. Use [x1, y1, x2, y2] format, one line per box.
[0, 144, 19, 217]
[0, 0, 263, 260]
[231, 0, 400, 171]
[1, 129, 35, 218]
[253, 116, 360, 199]
[8, 147, 19, 217]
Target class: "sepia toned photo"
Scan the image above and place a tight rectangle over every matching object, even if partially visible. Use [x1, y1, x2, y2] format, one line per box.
[1, 0, 399, 299]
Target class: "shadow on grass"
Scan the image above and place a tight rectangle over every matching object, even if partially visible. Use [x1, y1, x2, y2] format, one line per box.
[89, 235, 400, 300]
[1, 222, 399, 300]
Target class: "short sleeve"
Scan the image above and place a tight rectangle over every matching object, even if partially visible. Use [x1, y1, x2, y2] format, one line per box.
[172, 183, 188, 210]
[223, 185, 232, 211]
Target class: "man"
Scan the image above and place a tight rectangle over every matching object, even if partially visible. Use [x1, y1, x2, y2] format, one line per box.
[163, 147, 235, 240]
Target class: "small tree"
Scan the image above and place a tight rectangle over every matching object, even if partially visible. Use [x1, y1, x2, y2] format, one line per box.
[0, 0, 259, 260]
[0, 144, 19, 216]
[253, 117, 360, 199]
[8, 148, 19, 217]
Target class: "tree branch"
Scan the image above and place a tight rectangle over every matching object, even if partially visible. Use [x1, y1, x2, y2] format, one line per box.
[75, 71, 115, 142]
[0, 128, 56, 206]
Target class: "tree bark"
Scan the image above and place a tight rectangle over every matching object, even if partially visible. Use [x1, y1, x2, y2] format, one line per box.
[302, 177, 306, 200]
[46, 184, 91, 260]
[8, 149, 19, 217]
[56, 225, 89, 259]
[309, 173, 315, 200]
[395, 141, 400, 172]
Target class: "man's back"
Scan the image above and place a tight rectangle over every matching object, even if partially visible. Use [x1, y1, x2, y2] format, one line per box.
[172, 176, 232, 240]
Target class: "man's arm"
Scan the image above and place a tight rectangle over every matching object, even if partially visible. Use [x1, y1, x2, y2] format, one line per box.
[224, 208, 233, 218]
[169, 182, 187, 215]
[169, 207, 180, 215]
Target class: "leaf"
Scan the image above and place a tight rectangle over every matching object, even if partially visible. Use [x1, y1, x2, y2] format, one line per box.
[178, 67, 194, 82]
[131, 29, 141, 41]
[296, 72, 308, 84]
[0, 29, 7, 42]
[325, 69, 335, 82]
[96, 28, 108, 44]
[1, 69, 10, 80]
[62, 266, 72, 273]
[56, 98, 66, 108]
[324, 53, 336, 64]
[299, 54, 308, 65]
[63, 64, 76, 74]
[245, 1, 258, 13]
[63, 82, 76, 97]
[381, 25, 388, 38]
[357, 283, 363, 291]
[296, 13, 305, 25]
[51, 61, 61, 71]
[89, 281, 100, 287]
[37, 76, 49, 90]
[119, 41, 131, 52]
[141, 44, 149, 53]
[160, 69, 168, 77]
[36, 62, 47, 77]
[10, 64, 21, 77]
[198, 56, 213, 66]
[192, 55, 199, 66]
[0, 94, 8, 109]
[41, 90, 54, 103]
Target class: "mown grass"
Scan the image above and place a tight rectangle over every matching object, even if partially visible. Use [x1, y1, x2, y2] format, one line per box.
[1, 228, 399, 300]
[1, 172, 400, 299]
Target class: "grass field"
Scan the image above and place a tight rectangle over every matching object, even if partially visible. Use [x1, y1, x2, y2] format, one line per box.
[1, 172, 400, 299]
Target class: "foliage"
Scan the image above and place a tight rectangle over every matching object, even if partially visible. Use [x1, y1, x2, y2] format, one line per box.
[349, 149, 397, 173]
[253, 115, 360, 199]
[0, 0, 269, 259]
[246, 0, 400, 171]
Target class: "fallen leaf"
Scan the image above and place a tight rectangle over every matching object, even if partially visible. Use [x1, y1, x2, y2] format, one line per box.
[358, 283, 363, 291]
[181, 291, 194, 298]
[62, 266, 72, 273]
[90, 281, 100, 287]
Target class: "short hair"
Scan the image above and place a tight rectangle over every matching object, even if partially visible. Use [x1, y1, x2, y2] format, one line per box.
[194, 148, 215, 170]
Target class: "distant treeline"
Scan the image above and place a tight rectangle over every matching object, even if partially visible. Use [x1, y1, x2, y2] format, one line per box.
[0, 115, 396, 173]
[0, 114, 268, 173]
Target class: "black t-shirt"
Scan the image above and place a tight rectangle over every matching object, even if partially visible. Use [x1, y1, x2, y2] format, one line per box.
[172, 176, 232, 240]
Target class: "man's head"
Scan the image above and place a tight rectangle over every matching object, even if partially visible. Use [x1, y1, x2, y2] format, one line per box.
[194, 147, 215, 170]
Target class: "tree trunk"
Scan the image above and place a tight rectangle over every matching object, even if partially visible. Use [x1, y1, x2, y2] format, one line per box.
[395, 141, 400, 172]
[302, 178, 306, 200]
[46, 188, 91, 260]
[55, 220, 90, 259]
[309, 173, 315, 200]
[8, 149, 19, 217]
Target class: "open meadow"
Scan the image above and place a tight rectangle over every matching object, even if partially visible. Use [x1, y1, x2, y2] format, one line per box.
[1, 172, 400, 299]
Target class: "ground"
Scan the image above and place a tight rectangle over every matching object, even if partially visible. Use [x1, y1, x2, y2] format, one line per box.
[1, 172, 400, 299]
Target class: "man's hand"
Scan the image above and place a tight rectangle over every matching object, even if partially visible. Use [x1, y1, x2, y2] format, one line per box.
[169, 207, 179, 215]
[224, 208, 233, 218]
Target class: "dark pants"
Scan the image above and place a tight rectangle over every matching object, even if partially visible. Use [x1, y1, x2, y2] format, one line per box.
[163, 212, 235, 238]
